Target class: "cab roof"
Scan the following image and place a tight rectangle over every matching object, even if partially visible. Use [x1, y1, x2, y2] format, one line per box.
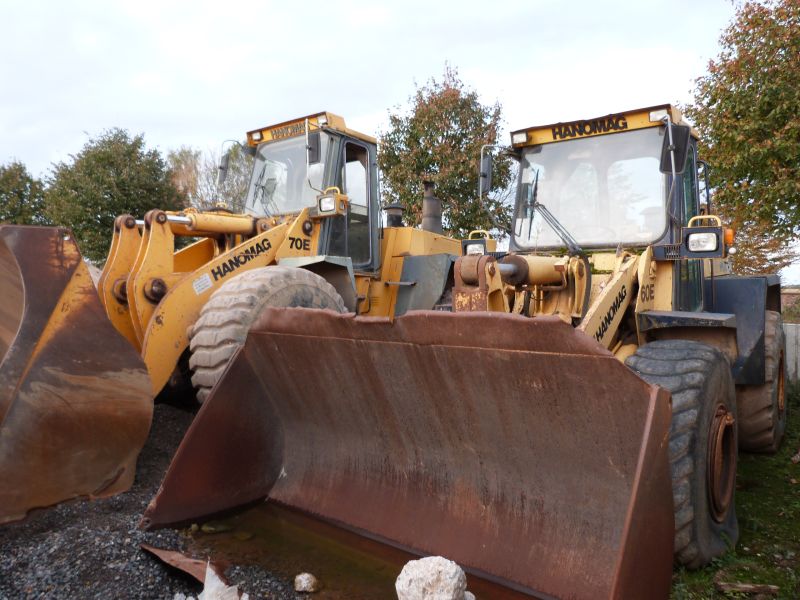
[510, 104, 694, 148]
[246, 112, 377, 147]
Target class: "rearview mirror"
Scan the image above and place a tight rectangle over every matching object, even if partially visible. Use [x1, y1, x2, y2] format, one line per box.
[659, 123, 691, 175]
[217, 153, 231, 187]
[307, 131, 321, 165]
[479, 152, 493, 196]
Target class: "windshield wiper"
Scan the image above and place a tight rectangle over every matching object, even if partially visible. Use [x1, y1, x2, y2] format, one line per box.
[526, 169, 583, 256]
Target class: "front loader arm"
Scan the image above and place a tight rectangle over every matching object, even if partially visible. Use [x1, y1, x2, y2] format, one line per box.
[454, 253, 591, 322]
[128, 210, 217, 347]
[95, 207, 318, 396]
[141, 221, 290, 395]
[99, 215, 142, 349]
[577, 253, 639, 349]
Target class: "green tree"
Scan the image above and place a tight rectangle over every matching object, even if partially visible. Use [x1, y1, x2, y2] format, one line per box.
[0, 161, 48, 225]
[45, 129, 186, 262]
[685, 0, 800, 274]
[379, 66, 512, 237]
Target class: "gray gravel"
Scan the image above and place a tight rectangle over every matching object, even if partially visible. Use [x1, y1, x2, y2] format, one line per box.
[0, 402, 301, 600]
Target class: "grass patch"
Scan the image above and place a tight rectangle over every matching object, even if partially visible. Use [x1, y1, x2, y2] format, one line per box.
[671, 382, 800, 599]
[783, 302, 800, 324]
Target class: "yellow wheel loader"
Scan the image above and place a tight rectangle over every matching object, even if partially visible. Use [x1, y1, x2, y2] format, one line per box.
[0, 112, 465, 523]
[143, 105, 785, 600]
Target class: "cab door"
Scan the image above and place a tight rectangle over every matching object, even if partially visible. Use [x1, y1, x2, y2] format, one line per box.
[676, 144, 703, 311]
[324, 138, 380, 273]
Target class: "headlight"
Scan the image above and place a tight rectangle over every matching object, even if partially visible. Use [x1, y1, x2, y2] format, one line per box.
[465, 242, 485, 255]
[649, 109, 668, 122]
[318, 195, 336, 213]
[511, 132, 527, 145]
[687, 232, 718, 252]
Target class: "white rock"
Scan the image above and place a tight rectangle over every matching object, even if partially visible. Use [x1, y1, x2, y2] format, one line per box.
[294, 572, 321, 593]
[464, 592, 475, 600]
[198, 561, 242, 600]
[395, 556, 467, 600]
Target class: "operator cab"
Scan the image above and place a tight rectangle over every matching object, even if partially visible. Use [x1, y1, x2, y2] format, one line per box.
[503, 104, 719, 312]
[241, 112, 381, 273]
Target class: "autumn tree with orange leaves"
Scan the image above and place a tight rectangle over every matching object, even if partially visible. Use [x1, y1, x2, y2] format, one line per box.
[686, 0, 800, 274]
[379, 67, 512, 237]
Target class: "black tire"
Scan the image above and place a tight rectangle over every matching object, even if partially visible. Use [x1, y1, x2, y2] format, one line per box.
[155, 350, 197, 408]
[626, 340, 738, 568]
[736, 311, 787, 453]
[189, 266, 346, 403]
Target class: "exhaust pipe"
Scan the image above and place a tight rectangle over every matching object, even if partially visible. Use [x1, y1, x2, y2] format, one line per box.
[421, 181, 442, 234]
[384, 203, 405, 228]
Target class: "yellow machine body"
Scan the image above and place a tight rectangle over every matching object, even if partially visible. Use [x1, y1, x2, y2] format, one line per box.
[146, 105, 720, 599]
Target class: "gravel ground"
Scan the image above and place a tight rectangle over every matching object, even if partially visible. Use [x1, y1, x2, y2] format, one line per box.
[0, 402, 302, 600]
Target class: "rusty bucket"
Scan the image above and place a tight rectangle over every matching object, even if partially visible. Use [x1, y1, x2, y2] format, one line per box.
[145, 308, 673, 599]
[0, 226, 152, 524]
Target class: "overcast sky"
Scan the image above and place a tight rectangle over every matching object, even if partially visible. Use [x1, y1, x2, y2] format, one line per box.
[2, 0, 736, 176]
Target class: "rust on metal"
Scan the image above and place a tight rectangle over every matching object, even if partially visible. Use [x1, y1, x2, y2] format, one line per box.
[453, 255, 507, 312]
[708, 404, 736, 523]
[145, 308, 674, 599]
[144, 277, 168, 303]
[0, 225, 153, 524]
[140, 543, 228, 584]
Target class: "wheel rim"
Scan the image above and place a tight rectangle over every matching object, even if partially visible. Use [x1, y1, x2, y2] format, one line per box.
[707, 404, 736, 523]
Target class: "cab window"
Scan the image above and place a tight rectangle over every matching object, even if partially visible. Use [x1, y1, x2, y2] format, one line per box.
[677, 145, 703, 311]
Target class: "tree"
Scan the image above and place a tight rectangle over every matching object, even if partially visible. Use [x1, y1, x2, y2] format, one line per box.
[685, 0, 800, 274]
[379, 66, 512, 237]
[725, 215, 796, 275]
[167, 146, 201, 205]
[167, 143, 253, 212]
[45, 129, 186, 262]
[0, 161, 48, 225]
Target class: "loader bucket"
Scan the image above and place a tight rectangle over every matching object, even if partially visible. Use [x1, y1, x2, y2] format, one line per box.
[0, 226, 153, 524]
[144, 309, 674, 599]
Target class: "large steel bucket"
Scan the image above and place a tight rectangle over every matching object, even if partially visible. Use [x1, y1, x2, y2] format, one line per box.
[0, 226, 152, 524]
[144, 308, 673, 599]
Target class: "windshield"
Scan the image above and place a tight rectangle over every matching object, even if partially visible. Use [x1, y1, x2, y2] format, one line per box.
[513, 127, 667, 250]
[244, 133, 329, 216]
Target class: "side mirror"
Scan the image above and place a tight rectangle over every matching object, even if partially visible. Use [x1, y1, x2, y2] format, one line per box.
[307, 131, 321, 165]
[659, 123, 691, 175]
[478, 152, 493, 196]
[217, 152, 231, 187]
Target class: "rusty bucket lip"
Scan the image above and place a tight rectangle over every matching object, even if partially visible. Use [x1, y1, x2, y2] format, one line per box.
[707, 403, 736, 523]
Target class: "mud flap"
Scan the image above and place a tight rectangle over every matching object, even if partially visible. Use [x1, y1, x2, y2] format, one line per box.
[0, 226, 153, 524]
[144, 308, 673, 599]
